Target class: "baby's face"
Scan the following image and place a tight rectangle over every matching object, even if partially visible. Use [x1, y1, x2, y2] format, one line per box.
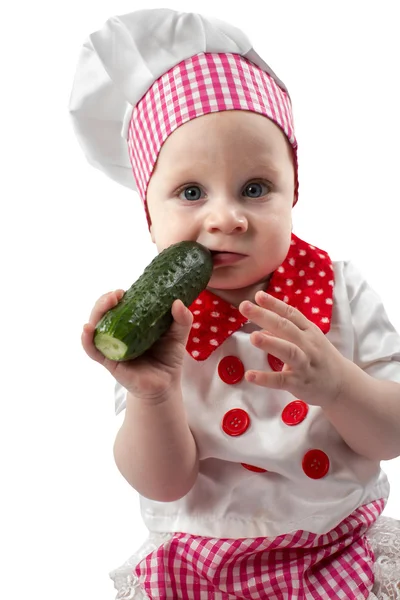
[146, 110, 295, 301]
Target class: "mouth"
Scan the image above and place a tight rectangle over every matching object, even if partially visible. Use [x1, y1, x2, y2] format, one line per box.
[210, 251, 247, 266]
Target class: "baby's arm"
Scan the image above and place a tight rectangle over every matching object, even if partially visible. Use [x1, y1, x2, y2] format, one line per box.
[323, 361, 400, 461]
[114, 387, 199, 502]
[82, 290, 199, 502]
[323, 261, 400, 461]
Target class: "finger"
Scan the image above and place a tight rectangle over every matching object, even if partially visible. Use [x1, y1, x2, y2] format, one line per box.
[239, 299, 303, 345]
[255, 291, 310, 330]
[81, 322, 107, 364]
[170, 299, 194, 340]
[245, 368, 287, 390]
[250, 331, 305, 370]
[88, 289, 125, 326]
[81, 324, 123, 381]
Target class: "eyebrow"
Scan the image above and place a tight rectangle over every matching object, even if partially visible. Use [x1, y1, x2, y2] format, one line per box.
[246, 161, 281, 175]
[167, 155, 282, 177]
[234, 158, 283, 178]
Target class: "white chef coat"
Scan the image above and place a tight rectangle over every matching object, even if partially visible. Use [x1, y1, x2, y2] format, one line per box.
[114, 260, 400, 538]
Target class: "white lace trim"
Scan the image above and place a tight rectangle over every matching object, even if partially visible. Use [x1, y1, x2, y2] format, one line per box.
[367, 515, 400, 599]
[109, 516, 400, 599]
[109, 533, 172, 600]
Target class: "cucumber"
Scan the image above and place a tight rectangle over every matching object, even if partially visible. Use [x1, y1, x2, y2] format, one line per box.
[94, 241, 213, 361]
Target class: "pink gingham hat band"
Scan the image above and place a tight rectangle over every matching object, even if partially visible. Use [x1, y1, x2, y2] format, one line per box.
[127, 52, 298, 225]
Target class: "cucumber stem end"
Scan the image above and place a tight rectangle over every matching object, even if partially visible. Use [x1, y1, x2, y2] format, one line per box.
[94, 333, 128, 361]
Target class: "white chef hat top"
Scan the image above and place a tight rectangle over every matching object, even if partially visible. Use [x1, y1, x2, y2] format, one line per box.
[68, 8, 291, 194]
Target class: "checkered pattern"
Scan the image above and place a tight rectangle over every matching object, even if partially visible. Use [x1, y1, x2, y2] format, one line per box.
[127, 52, 298, 226]
[135, 499, 384, 599]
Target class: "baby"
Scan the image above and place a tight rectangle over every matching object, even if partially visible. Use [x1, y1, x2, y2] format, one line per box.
[70, 8, 400, 600]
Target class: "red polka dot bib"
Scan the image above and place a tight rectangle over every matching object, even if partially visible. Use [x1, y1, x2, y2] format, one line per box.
[186, 233, 334, 361]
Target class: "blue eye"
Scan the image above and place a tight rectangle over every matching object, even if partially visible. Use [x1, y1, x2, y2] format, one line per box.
[243, 182, 267, 198]
[180, 186, 202, 201]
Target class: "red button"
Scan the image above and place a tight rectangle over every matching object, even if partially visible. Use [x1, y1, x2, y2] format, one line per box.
[282, 400, 309, 426]
[241, 463, 268, 473]
[218, 356, 245, 384]
[302, 449, 330, 479]
[222, 409, 250, 436]
[268, 354, 284, 372]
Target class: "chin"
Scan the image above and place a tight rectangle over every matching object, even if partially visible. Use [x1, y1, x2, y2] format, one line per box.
[208, 272, 240, 289]
[208, 272, 267, 292]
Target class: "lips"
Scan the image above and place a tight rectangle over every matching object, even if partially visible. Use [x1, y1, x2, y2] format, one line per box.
[211, 251, 246, 266]
[210, 249, 244, 256]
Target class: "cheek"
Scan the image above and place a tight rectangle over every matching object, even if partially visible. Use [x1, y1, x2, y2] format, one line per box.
[259, 209, 292, 237]
[150, 216, 188, 252]
[256, 215, 292, 264]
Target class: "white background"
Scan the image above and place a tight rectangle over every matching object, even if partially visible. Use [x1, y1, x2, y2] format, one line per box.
[1, 1, 399, 598]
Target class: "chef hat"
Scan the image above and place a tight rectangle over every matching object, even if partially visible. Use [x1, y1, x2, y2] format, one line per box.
[69, 9, 298, 224]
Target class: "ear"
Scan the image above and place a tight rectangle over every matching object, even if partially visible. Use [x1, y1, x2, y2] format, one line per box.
[149, 223, 156, 243]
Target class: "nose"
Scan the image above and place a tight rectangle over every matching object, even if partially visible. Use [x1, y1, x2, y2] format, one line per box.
[203, 200, 248, 234]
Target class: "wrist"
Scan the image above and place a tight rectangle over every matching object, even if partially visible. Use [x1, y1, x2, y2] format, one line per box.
[322, 357, 362, 415]
[126, 383, 182, 407]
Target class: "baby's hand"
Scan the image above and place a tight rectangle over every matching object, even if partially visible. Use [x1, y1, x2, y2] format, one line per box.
[239, 291, 349, 408]
[82, 291, 193, 402]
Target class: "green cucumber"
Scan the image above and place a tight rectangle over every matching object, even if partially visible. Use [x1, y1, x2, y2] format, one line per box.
[94, 241, 213, 361]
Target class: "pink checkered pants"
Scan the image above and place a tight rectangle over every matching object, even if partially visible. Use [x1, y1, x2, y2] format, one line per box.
[135, 500, 384, 599]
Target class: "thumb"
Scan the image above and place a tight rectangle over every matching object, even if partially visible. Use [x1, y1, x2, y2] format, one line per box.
[170, 299, 194, 344]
